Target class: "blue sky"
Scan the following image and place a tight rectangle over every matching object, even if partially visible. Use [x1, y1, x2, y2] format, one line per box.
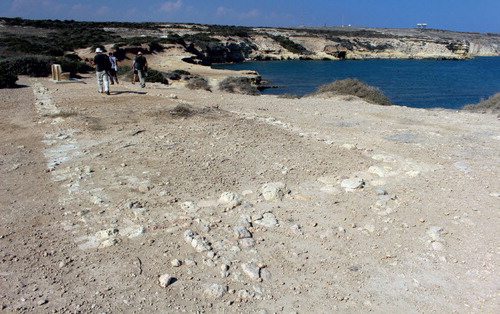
[3, 0, 499, 33]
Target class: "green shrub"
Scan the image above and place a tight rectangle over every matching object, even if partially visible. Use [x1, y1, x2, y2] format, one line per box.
[0, 72, 18, 88]
[186, 77, 211, 91]
[313, 78, 393, 106]
[0, 27, 120, 57]
[206, 25, 253, 37]
[218, 76, 260, 95]
[0, 55, 92, 77]
[270, 35, 309, 54]
[117, 65, 132, 76]
[463, 93, 500, 113]
[164, 69, 191, 80]
[145, 68, 169, 85]
[0, 55, 54, 77]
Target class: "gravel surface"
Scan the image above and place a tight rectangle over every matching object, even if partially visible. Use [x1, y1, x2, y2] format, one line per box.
[0, 74, 498, 313]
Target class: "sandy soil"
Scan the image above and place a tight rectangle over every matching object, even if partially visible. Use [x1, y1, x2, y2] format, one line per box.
[0, 68, 498, 313]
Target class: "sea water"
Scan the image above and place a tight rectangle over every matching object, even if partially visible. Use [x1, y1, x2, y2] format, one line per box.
[212, 57, 500, 109]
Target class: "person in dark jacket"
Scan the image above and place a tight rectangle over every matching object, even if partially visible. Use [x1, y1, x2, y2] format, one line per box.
[93, 48, 110, 95]
[132, 51, 148, 88]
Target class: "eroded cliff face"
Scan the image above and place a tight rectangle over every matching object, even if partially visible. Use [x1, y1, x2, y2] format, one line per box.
[162, 26, 499, 63]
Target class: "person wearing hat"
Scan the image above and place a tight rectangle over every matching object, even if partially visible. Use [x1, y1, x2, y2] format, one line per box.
[93, 47, 111, 95]
[132, 51, 148, 88]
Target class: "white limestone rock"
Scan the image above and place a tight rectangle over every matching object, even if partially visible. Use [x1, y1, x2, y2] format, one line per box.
[261, 182, 289, 201]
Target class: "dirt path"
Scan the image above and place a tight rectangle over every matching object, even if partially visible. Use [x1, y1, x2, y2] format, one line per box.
[0, 75, 498, 313]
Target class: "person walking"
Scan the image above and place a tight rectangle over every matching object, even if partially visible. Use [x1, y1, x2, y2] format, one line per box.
[93, 48, 110, 95]
[108, 52, 119, 85]
[133, 51, 148, 88]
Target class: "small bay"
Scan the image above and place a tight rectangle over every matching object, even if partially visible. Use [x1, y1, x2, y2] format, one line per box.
[213, 57, 500, 109]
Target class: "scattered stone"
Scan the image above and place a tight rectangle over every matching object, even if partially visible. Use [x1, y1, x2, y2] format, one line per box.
[185, 259, 197, 266]
[342, 143, 358, 150]
[234, 226, 252, 239]
[454, 161, 473, 173]
[241, 263, 260, 281]
[375, 188, 388, 195]
[91, 195, 104, 205]
[205, 284, 228, 299]
[121, 226, 146, 239]
[37, 299, 48, 306]
[290, 224, 303, 235]
[203, 259, 216, 267]
[261, 182, 289, 201]
[219, 192, 243, 208]
[427, 226, 445, 242]
[96, 228, 119, 239]
[171, 259, 182, 267]
[238, 289, 255, 299]
[317, 176, 338, 185]
[341, 177, 365, 189]
[159, 273, 174, 288]
[184, 230, 211, 252]
[364, 224, 375, 233]
[180, 201, 199, 213]
[431, 242, 446, 251]
[320, 185, 341, 194]
[132, 207, 147, 216]
[138, 182, 154, 193]
[239, 238, 256, 248]
[197, 200, 219, 208]
[260, 268, 272, 281]
[127, 201, 144, 209]
[237, 216, 252, 228]
[99, 238, 118, 248]
[254, 212, 278, 227]
[207, 250, 216, 259]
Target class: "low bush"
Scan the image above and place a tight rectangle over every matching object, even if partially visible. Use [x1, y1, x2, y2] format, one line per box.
[0, 72, 18, 88]
[170, 104, 193, 117]
[164, 69, 191, 80]
[277, 94, 301, 99]
[218, 77, 260, 95]
[313, 78, 393, 106]
[0, 55, 92, 77]
[270, 35, 310, 55]
[186, 77, 211, 91]
[463, 93, 500, 113]
[146, 68, 169, 85]
[206, 25, 253, 38]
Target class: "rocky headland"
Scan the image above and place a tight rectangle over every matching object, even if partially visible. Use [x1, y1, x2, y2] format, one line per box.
[106, 23, 500, 63]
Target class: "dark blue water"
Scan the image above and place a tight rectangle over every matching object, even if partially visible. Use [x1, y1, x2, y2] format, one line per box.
[213, 57, 500, 109]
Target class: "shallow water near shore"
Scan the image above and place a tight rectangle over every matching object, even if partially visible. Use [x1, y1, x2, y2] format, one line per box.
[213, 57, 500, 109]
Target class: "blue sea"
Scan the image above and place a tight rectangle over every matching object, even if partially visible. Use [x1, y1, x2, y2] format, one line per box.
[212, 57, 500, 109]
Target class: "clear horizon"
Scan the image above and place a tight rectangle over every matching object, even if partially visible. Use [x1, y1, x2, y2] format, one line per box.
[3, 0, 499, 34]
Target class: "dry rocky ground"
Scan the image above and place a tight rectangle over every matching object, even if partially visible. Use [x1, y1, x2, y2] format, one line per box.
[0, 70, 498, 313]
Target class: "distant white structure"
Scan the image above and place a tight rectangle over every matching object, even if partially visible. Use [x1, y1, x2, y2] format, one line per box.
[417, 23, 428, 29]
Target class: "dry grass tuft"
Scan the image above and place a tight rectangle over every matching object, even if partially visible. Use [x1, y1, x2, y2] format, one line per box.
[186, 77, 211, 91]
[169, 104, 193, 117]
[312, 78, 393, 106]
[218, 77, 260, 96]
[463, 93, 500, 113]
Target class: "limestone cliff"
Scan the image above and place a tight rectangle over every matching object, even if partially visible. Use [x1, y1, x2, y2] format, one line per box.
[150, 25, 499, 63]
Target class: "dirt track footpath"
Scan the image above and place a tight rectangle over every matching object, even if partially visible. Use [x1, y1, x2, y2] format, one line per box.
[0, 75, 498, 312]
